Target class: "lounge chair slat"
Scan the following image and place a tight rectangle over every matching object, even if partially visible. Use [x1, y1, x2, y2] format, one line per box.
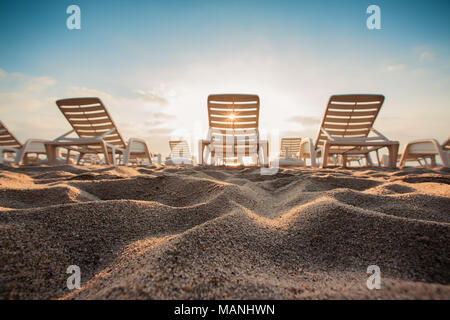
[56, 98, 102, 106]
[208, 109, 258, 116]
[326, 129, 370, 136]
[64, 112, 109, 119]
[70, 119, 113, 125]
[208, 94, 259, 103]
[210, 122, 259, 129]
[328, 103, 381, 110]
[74, 124, 114, 131]
[59, 106, 105, 113]
[330, 94, 385, 103]
[324, 117, 374, 124]
[323, 124, 371, 130]
[325, 110, 379, 117]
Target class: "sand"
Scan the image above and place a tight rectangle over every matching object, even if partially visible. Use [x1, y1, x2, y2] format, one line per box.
[0, 164, 449, 300]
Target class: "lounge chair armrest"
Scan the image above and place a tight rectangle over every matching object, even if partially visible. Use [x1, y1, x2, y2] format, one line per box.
[0, 146, 20, 153]
[402, 139, 441, 154]
[127, 137, 147, 145]
[54, 129, 75, 141]
[370, 128, 389, 141]
[124, 138, 148, 153]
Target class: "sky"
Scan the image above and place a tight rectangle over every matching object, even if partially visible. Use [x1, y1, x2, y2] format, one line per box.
[0, 0, 449, 159]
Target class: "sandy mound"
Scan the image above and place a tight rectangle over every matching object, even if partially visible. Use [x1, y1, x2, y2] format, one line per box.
[0, 164, 449, 299]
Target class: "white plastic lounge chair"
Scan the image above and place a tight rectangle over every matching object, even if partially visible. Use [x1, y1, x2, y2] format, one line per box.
[0, 121, 48, 165]
[45, 97, 152, 166]
[275, 137, 304, 167]
[165, 140, 193, 165]
[299, 94, 399, 168]
[198, 94, 268, 166]
[399, 137, 449, 168]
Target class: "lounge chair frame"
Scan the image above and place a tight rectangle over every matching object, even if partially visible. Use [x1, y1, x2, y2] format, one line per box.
[199, 94, 268, 166]
[45, 97, 152, 166]
[299, 94, 399, 168]
[399, 138, 449, 168]
[0, 121, 48, 165]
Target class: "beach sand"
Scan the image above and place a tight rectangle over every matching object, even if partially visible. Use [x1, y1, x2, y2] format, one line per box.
[0, 164, 449, 300]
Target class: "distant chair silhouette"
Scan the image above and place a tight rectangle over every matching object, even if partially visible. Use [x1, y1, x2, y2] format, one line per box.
[165, 140, 193, 165]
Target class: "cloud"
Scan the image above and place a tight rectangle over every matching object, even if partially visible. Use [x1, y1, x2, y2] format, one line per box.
[419, 51, 434, 63]
[0, 69, 57, 113]
[65, 86, 113, 100]
[144, 119, 165, 127]
[146, 127, 174, 135]
[26, 76, 56, 92]
[135, 89, 169, 106]
[153, 112, 176, 119]
[0, 69, 56, 93]
[288, 115, 320, 127]
[386, 64, 406, 72]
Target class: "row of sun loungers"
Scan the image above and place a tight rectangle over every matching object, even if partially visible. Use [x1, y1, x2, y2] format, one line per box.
[1, 94, 448, 168]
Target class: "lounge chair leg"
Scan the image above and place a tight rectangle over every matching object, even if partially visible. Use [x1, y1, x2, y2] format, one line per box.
[66, 149, 71, 164]
[101, 142, 110, 165]
[342, 154, 348, 168]
[300, 138, 317, 167]
[321, 141, 330, 169]
[259, 141, 269, 166]
[436, 146, 449, 167]
[211, 151, 215, 166]
[387, 143, 399, 169]
[430, 155, 437, 167]
[145, 148, 152, 165]
[77, 153, 85, 165]
[376, 150, 381, 166]
[399, 147, 409, 169]
[198, 140, 209, 165]
[365, 154, 373, 167]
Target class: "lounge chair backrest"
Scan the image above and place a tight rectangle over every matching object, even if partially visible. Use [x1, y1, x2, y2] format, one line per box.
[0, 121, 22, 149]
[169, 140, 191, 158]
[280, 137, 301, 159]
[208, 94, 259, 133]
[56, 97, 126, 149]
[315, 94, 384, 149]
[207, 94, 260, 158]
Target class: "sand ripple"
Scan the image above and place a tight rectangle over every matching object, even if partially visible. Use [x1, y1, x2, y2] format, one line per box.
[0, 164, 449, 299]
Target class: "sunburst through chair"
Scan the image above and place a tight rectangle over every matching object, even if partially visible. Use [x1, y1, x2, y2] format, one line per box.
[198, 94, 268, 166]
